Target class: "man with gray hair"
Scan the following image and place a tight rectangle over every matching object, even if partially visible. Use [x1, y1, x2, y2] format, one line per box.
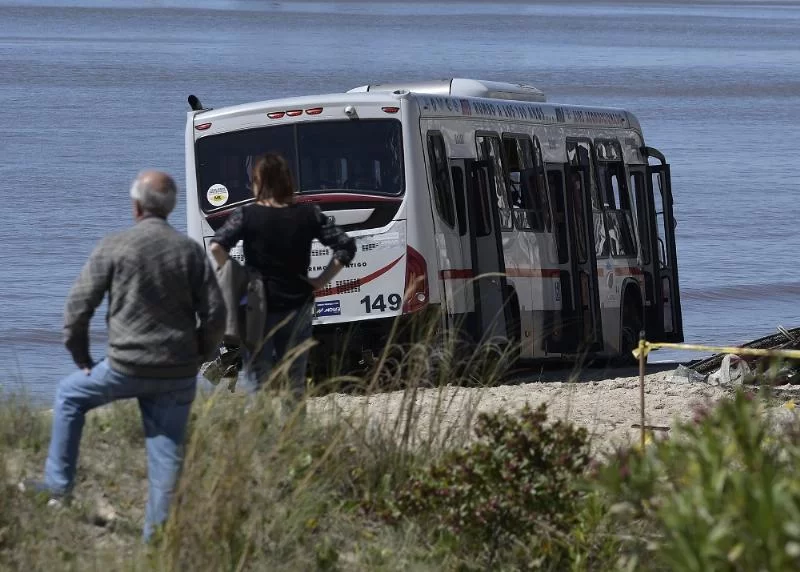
[21, 171, 226, 541]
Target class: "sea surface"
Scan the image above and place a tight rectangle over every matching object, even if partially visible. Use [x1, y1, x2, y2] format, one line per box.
[1, 0, 799, 400]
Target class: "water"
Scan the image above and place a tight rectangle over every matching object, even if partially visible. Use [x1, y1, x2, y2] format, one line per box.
[2, 0, 799, 400]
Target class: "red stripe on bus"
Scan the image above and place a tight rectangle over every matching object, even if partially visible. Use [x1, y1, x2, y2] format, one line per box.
[315, 255, 404, 298]
[440, 269, 474, 279]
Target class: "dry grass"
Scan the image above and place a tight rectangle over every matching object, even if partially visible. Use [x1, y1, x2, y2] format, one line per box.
[5, 314, 798, 570]
[0, 326, 518, 571]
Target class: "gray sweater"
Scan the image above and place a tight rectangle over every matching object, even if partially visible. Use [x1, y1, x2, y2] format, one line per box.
[63, 217, 226, 379]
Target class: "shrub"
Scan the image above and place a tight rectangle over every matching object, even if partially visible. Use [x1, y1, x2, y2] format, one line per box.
[386, 404, 592, 568]
[596, 389, 800, 572]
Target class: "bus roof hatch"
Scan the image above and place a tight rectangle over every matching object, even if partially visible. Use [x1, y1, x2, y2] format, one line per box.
[347, 78, 546, 103]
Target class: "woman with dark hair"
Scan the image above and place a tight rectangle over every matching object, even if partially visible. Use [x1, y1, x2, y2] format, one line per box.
[209, 153, 356, 397]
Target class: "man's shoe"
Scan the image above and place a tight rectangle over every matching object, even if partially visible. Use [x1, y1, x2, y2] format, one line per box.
[18, 479, 69, 508]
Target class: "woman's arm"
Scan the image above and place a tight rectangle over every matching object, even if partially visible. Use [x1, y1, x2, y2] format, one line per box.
[209, 207, 245, 270]
[311, 206, 357, 291]
[209, 242, 230, 269]
[309, 258, 344, 291]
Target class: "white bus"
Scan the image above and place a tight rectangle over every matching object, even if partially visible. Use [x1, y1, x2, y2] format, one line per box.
[185, 78, 683, 368]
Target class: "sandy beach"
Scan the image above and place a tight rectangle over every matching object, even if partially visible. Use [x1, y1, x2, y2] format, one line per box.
[318, 364, 800, 451]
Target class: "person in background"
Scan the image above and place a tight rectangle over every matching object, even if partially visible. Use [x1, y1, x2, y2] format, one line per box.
[20, 171, 226, 542]
[209, 153, 356, 398]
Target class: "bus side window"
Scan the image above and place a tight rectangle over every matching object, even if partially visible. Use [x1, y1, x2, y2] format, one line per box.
[503, 136, 532, 230]
[594, 140, 636, 258]
[611, 171, 637, 258]
[629, 172, 650, 264]
[503, 136, 551, 232]
[566, 170, 590, 265]
[650, 172, 670, 268]
[531, 137, 552, 232]
[427, 132, 456, 229]
[502, 137, 525, 209]
[567, 140, 608, 258]
[547, 169, 569, 264]
[476, 134, 513, 230]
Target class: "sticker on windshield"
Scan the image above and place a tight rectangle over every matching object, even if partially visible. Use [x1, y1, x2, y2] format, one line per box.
[207, 184, 229, 207]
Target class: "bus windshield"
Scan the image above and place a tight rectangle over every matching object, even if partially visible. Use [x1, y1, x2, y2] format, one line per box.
[195, 119, 404, 212]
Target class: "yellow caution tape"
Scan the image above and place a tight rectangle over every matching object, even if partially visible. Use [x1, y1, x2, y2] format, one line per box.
[632, 339, 650, 359]
[632, 341, 800, 361]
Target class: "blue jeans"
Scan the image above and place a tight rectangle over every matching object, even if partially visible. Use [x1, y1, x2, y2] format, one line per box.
[43, 359, 196, 541]
[244, 305, 313, 397]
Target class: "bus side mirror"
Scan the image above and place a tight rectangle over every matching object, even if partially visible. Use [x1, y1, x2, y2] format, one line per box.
[188, 95, 204, 111]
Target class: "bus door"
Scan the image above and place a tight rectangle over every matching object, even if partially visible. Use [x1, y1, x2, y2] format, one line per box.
[426, 132, 465, 327]
[564, 162, 604, 353]
[544, 166, 576, 353]
[643, 148, 683, 342]
[447, 159, 472, 335]
[454, 158, 510, 345]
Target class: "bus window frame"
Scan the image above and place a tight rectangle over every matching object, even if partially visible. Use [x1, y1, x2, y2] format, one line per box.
[530, 136, 554, 233]
[498, 133, 553, 234]
[475, 131, 513, 231]
[502, 133, 534, 232]
[629, 169, 650, 265]
[545, 166, 570, 265]
[426, 130, 457, 230]
[566, 137, 610, 260]
[593, 138, 637, 260]
[470, 162, 494, 238]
